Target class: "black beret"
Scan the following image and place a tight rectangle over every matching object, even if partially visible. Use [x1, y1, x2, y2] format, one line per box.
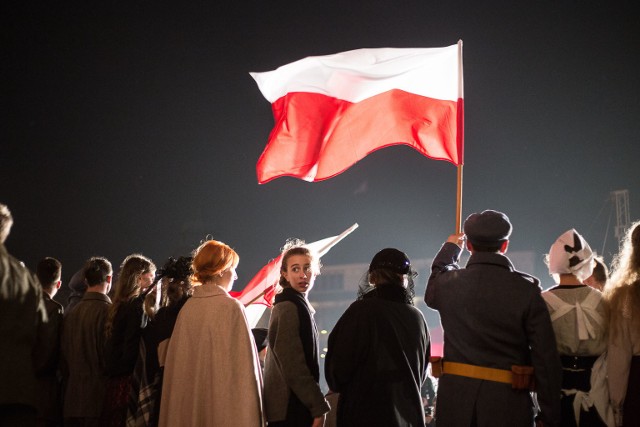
[369, 248, 411, 274]
[463, 210, 512, 245]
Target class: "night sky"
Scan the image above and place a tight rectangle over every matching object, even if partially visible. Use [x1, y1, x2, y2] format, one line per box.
[4, 1, 639, 297]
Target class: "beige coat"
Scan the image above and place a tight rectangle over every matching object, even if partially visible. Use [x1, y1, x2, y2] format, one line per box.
[159, 283, 264, 427]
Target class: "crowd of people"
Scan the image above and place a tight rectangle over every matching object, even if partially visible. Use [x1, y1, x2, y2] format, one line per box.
[1, 201, 639, 427]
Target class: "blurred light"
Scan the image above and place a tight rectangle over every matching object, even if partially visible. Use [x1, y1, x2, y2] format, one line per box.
[320, 329, 328, 334]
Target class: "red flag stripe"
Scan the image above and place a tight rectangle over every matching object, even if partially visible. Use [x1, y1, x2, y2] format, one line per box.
[258, 90, 462, 183]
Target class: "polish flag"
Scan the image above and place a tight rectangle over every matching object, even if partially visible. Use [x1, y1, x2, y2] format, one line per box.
[250, 42, 464, 184]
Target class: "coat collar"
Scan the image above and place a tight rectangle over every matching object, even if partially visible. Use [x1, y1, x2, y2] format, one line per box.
[192, 283, 229, 298]
[274, 287, 315, 314]
[81, 291, 112, 304]
[467, 251, 515, 271]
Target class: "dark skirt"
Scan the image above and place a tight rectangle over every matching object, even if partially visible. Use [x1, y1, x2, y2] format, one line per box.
[268, 393, 313, 427]
[559, 356, 606, 427]
[100, 375, 132, 427]
[623, 356, 640, 427]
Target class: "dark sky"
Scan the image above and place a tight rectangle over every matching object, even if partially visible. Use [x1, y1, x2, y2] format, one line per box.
[4, 1, 639, 291]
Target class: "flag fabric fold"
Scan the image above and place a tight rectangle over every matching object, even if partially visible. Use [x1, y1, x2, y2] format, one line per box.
[250, 43, 464, 183]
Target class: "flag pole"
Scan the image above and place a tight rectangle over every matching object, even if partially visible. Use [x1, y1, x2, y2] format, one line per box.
[456, 164, 463, 233]
[245, 284, 276, 307]
[455, 39, 464, 234]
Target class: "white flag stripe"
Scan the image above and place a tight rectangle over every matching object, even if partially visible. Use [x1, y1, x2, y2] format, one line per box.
[250, 45, 460, 103]
[306, 223, 359, 257]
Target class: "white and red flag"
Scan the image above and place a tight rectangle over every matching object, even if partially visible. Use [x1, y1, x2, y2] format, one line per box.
[231, 223, 359, 327]
[250, 42, 464, 183]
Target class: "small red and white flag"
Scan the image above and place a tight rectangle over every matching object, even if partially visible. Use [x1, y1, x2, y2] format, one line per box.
[250, 42, 464, 183]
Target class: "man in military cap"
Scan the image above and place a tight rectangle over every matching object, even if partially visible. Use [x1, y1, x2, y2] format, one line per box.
[425, 210, 562, 427]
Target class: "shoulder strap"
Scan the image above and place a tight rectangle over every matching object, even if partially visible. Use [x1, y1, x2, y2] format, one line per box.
[514, 269, 540, 287]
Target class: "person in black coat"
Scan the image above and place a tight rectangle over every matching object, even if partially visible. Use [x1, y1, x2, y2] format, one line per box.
[101, 254, 156, 426]
[126, 256, 193, 427]
[34, 257, 64, 427]
[325, 248, 430, 427]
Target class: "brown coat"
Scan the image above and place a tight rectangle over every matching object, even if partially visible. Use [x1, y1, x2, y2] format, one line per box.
[60, 291, 112, 418]
[159, 283, 264, 427]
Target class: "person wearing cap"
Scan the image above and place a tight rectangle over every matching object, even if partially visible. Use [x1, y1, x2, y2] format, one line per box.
[542, 229, 611, 426]
[325, 248, 430, 427]
[425, 210, 562, 427]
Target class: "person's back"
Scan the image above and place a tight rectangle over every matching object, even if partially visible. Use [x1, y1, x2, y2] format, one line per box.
[160, 284, 263, 426]
[542, 229, 611, 427]
[159, 240, 263, 427]
[332, 291, 429, 425]
[425, 210, 562, 427]
[33, 257, 64, 426]
[430, 253, 553, 370]
[326, 248, 430, 427]
[60, 257, 112, 425]
[0, 203, 47, 427]
[604, 220, 640, 427]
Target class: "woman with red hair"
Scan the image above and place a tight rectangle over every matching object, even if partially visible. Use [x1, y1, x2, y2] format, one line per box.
[159, 240, 264, 427]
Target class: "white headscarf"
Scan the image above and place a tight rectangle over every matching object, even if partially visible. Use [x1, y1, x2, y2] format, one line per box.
[548, 229, 594, 283]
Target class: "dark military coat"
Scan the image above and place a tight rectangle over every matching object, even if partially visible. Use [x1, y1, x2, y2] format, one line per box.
[425, 242, 562, 427]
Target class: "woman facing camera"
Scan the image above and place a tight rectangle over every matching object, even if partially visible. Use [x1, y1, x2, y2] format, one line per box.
[325, 248, 430, 427]
[159, 240, 264, 427]
[264, 241, 330, 427]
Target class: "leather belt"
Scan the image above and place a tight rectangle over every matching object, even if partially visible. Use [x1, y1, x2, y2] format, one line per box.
[443, 361, 512, 384]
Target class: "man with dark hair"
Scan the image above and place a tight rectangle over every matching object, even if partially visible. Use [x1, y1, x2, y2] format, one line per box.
[0, 203, 47, 427]
[34, 257, 64, 427]
[61, 257, 112, 427]
[425, 210, 562, 427]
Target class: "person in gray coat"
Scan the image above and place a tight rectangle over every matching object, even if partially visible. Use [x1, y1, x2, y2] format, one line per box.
[264, 242, 330, 427]
[425, 210, 562, 427]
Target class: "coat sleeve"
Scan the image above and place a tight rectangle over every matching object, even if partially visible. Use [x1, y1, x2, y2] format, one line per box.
[325, 302, 368, 393]
[270, 302, 329, 417]
[525, 289, 562, 427]
[607, 314, 632, 418]
[425, 242, 461, 309]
